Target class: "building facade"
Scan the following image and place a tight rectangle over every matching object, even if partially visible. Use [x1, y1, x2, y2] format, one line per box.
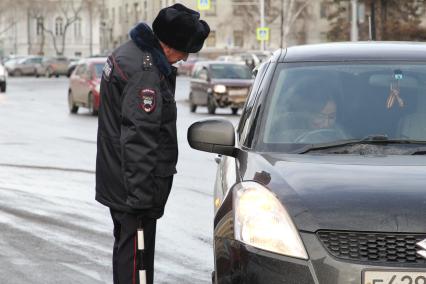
[100, 0, 333, 57]
[0, 0, 101, 58]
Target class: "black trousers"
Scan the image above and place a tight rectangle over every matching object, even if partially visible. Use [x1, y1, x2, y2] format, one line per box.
[110, 209, 157, 284]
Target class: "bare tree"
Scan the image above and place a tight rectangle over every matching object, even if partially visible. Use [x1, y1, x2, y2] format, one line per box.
[40, 0, 85, 56]
[231, 0, 311, 48]
[280, 0, 311, 47]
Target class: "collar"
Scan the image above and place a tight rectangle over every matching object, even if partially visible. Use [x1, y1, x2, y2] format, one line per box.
[129, 22, 172, 76]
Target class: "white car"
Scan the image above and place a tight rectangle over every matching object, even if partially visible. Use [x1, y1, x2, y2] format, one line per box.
[0, 63, 7, 92]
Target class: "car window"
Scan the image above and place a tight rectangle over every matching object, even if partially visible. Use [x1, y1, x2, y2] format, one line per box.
[209, 64, 251, 79]
[75, 64, 87, 76]
[94, 63, 104, 78]
[258, 62, 426, 152]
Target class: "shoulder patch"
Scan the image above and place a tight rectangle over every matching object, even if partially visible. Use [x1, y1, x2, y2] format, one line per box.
[140, 88, 156, 113]
[102, 57, 113, 81]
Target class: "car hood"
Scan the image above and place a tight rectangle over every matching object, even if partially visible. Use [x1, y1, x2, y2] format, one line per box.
[241, 153, 426, 233]
[211, 78, 253, 87]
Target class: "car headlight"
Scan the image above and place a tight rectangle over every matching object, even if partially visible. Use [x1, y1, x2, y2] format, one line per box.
[213, 84, 226, 93]
[233, 181, 308, 259]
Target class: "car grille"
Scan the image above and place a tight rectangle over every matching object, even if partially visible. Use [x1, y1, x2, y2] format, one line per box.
[317, 231, 426, 264]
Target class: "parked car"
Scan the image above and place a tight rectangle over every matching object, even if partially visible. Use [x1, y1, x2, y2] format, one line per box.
[68, 57, 107, 115]
[7, 56, 43, 76]
[176, 55, 206, 76]
[0, 63, 7, 92]
[188, 42, 426, 284]
[189, 61, 253, 114]
[36, 56, 70, 77]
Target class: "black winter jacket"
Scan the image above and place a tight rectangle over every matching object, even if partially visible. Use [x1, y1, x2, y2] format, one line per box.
[95, 23, 178, 218]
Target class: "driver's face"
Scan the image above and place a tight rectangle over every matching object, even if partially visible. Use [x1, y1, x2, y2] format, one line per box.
[312, 100, 336, 129]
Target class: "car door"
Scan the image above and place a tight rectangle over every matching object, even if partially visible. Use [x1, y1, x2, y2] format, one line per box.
[80, 65, 93, 105]
[196, 67, 210, 105]
[72, 64, 87, 103]
[190, 64, 206, 105]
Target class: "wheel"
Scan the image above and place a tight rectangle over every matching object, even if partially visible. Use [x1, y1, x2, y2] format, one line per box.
[88, 92, 98, 115]
[207, 95, 216, 114]
[231, 107, 238, 115]
[14, 69, 22, 77]
[189, 93, 197, 113]
[68, 90, 78, 114]
[0, 83, 6, 93]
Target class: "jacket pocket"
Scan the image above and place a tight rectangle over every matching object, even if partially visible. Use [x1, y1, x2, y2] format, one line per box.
[153, 164, 175, 208]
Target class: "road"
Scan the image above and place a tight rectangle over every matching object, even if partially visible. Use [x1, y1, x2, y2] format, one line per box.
[0, 76, 240, 283]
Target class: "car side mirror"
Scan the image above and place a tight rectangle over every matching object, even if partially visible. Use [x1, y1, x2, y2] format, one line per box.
[187, 118, 236, 157]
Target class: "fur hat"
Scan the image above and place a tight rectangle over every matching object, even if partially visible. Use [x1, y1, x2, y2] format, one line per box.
[153, 3, 210, 53]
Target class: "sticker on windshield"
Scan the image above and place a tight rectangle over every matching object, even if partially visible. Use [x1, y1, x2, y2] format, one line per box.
[102, 57, 113, 82]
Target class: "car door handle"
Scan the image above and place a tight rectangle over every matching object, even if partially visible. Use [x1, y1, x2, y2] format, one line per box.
[215, 155, 222, 164]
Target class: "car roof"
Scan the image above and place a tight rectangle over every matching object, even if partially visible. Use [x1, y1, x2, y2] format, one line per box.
[281, 41, 426, 62]
[194, 60, 246, 66]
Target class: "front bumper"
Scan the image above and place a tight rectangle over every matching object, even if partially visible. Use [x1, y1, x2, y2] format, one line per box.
[213, 93, 247, 108]
[214, 232, 425, 284]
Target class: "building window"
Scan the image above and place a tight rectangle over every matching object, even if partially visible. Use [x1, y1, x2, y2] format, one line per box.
[320, 2, 330, 19]
[55, 17, 63, 36]
[74, 17, 82, 38]
[206, 30, 216, 47]
[125, 3, 129, 23]
[233, 4, 243, 16]
[112, 7, 115, 24]
[206, 0, 217, 16]
[119, 6, 122, 22]
[233, 30, 243, 47]
[36, 17, 44, 35]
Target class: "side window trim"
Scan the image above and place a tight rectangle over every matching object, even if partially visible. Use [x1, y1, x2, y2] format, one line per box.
[237, 62, 269, 147]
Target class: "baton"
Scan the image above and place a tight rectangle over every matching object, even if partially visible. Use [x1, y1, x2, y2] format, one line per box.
[137, 228, 147, 284]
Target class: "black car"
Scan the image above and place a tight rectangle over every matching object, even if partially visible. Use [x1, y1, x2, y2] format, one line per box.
[189, 61, 253, 115]
[188, 42, 426, 284]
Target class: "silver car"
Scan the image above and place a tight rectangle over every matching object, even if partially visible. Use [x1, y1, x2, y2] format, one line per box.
[35, 56, 70, 77]
[7, 56, 43, 76]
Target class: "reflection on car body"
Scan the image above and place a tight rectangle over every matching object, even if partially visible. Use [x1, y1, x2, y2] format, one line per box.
[189, 61, 253, 115]
[188, 42, 426, 284]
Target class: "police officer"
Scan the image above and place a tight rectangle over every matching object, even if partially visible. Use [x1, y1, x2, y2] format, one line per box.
[95, 4, 210, 284]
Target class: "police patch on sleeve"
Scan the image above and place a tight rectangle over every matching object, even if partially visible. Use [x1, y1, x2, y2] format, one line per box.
[140, 89, 156, 113]
[102, 57, 113, 81]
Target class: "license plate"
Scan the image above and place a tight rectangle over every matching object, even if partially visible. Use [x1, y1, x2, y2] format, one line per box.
[228, 89, 247, 96]
[363, 270, 426, 284]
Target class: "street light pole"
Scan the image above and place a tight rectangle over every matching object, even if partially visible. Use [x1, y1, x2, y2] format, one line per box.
[260, 0, 265, 51]
[350, 0, 358, 41]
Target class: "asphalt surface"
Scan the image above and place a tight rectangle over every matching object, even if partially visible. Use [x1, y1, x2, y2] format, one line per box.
[0, 76, 240, 283]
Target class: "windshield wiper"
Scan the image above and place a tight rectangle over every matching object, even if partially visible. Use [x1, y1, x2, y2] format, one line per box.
[298, 135, 426, 154]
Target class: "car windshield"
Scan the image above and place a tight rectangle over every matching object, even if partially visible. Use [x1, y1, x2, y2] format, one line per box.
[94, 63, 104, 78]
[260, 62, 426, 153]
[210, 64, 252, 79]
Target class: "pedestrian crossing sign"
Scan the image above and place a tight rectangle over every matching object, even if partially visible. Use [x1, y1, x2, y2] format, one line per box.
[256, 27, 270, 41]
[198, 0, 210, 11]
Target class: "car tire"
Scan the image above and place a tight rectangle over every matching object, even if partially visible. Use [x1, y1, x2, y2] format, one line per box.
[88, 92, 98, 116]
[207, 95, 216, 114]
[0, 83, 6, 93]
[231, 107, 238, 115]
[189, 93, 197, 113]
[68, 90, 78, 114]
[14, 69, 22, 77]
